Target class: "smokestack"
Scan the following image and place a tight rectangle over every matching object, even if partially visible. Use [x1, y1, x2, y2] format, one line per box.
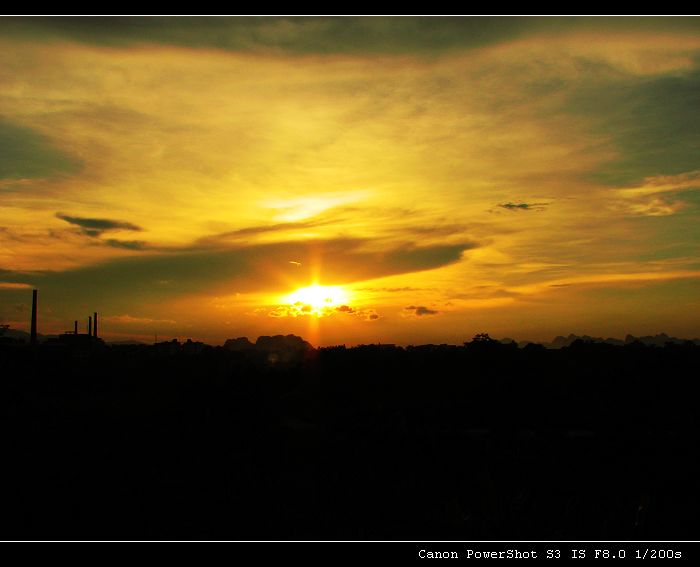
[88, 316, 92, 337]
[74, 320, 78, 335]
[30, 289, 38, 345]
[93, 312, 98, 338]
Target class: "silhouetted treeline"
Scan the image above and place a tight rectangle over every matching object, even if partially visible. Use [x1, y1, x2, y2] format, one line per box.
[1, 338, 699, 540]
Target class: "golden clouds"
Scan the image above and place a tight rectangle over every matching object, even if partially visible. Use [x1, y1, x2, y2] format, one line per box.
[2, 23, 700, 344]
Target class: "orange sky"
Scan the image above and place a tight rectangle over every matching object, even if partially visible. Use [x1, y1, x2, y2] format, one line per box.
[1, 17, 700, 345]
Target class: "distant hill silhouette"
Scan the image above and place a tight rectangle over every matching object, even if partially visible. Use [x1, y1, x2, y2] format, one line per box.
[0, 327, 53, 343]
[537, 332, 700, 349]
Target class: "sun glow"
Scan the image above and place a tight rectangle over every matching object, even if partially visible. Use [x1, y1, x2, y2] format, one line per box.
[281, 284, 351, 316]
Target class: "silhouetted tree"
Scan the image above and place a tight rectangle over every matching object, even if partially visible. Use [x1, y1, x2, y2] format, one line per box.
[468, 332, 495, 343]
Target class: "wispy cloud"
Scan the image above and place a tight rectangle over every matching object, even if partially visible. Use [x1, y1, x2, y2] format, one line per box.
[194, 218, 335, 247]
[0, 282, 32, 289]
[103, 314, 176, 325]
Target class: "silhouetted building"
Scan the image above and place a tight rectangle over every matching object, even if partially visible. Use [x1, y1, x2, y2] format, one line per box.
[52, 333, 104, 347]
[30, 289, 37, 346]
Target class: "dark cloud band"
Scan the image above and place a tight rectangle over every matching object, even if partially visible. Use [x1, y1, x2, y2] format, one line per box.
[2, 237, 477, 314]
[2, 17, 699, 55]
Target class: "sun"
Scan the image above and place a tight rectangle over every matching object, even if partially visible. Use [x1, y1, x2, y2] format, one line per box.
[281, 284, 351, 316]
[285, 284, 349, 310]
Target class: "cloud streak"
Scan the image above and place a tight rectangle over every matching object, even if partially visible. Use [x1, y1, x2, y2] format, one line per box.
[56, 213, 143, 236]
[498, 202, 549, 212]
[56, 213, 144, 240]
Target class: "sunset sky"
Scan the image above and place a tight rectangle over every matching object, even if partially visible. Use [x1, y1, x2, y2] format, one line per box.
[2, 16, 700, 346]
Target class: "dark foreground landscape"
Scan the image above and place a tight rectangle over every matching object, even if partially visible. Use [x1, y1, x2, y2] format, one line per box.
[2, 335, 699, 540]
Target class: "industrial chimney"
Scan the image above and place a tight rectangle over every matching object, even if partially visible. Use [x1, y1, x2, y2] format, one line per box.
[93, 312, 98, 338]
[30, 289, 38, 345]
[74, 320, 78, 335]
[88, 316, 92, 337]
